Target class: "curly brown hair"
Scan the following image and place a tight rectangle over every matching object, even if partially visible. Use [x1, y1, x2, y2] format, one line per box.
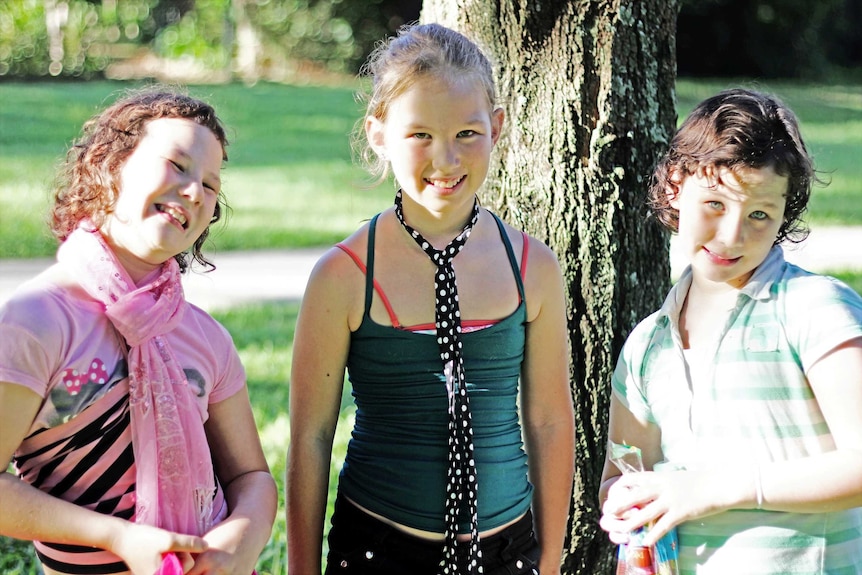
[51, 86, 229, 273]
[648, 88, 820, 244]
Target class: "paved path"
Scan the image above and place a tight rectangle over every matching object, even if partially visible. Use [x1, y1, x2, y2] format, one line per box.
[0, 247, 326, 313]
[2, 227, 860, 313]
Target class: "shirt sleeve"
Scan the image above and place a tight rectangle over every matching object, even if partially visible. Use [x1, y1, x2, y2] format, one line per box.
[205, 318, 247, 404]
[612, 318, 657, 424]
[0, 322, 53, 396]
[782, 273, 862, 372]
[0, 289, 68, 398]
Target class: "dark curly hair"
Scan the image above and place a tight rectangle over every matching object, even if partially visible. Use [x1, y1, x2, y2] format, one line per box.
[648, 88, 820, 244]
[51, 86, 229, 273]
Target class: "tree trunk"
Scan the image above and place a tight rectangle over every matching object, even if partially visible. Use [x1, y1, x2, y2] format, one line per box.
[420, 2, 679, 573]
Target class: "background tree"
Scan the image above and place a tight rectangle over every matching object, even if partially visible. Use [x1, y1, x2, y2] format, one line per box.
[420, 1, 678, 573]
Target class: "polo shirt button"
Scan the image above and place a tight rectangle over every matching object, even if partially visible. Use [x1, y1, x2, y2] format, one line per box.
[365, 550, 374, 560]
[516, 560, 523, 569]
[340, 560, 348, 568]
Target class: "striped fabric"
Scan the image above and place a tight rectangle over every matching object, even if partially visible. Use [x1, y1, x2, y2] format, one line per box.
[613, 246, 862, 574]
[17, 387, 136, 574]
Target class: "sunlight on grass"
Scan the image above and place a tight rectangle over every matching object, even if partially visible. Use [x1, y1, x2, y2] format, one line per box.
[2, 79, 860, 259]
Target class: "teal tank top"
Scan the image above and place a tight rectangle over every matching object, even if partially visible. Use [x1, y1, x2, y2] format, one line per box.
[339, 212, 533, 533]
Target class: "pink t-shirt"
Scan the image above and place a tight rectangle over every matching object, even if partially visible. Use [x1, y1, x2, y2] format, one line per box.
[0, 264, 246, 573]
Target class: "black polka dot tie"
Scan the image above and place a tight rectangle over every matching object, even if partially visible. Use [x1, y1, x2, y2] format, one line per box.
[394, 190, 483, 575]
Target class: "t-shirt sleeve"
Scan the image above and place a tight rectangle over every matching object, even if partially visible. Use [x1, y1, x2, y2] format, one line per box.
[0, 323, 53, 397]
[782, 273, 862, 372]
[206, 319, 247, 404]
[611, 319, 656, 424]
[0, 290, 67, 398]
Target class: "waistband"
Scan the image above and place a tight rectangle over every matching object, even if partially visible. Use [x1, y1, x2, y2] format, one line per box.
[331, 493, 535, 561]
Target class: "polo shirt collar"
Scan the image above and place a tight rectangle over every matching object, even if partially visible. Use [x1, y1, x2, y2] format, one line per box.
[654, 245, 787, 326]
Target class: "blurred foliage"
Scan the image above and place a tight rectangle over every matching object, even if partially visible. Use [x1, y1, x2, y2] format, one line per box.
[1, 0, 857, 81]
[0, 0, 105, 77]
[678, 0, 862, 80]
[0, 0, 419, 81]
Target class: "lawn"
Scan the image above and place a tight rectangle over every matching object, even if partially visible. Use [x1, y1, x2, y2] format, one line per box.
[1, 79, 861, 258]
[0, 80, 394, 258]
[1, 78, 860, 574]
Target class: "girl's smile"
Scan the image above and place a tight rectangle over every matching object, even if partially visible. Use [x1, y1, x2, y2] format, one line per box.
[155, 203, 190, 230]
[702, 247, 742, 266]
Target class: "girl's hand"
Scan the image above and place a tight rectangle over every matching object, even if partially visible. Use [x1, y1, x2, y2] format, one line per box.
[185, 547, 247, 575]
[600, 467, 751, 546]
[109, 522, 207, 575]
[184, 516, 263, 575]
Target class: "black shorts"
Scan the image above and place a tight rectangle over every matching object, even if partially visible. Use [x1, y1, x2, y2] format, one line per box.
[325, 494, 540, 575]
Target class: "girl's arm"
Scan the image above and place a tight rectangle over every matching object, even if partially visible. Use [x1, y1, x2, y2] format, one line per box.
[0, 382, 208, 575]
[287, 248, 357, 575]
[598, 393, 667, 544]
[191, 386, 278, 575]
[758, 337, 862, 511]
[520, 239, 575, 575]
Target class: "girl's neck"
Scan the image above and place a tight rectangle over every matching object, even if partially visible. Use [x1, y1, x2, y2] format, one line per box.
[397, 195, 478, 248]
[104, 240, 164, 285]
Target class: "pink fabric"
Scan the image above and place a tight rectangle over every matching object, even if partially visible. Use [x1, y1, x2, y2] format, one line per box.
[156, 553, 183, 575]
[57, 224, 216, 536]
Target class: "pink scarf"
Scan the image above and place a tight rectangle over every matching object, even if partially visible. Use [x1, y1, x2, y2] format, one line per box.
[57, 224, 215, 536]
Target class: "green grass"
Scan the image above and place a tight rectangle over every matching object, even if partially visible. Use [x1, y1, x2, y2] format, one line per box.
[0, 80, 393, 258]
[213, 301, 353, 575]
[1, 79, 861, 259]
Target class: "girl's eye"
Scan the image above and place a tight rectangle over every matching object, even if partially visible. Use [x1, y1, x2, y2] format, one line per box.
[707, 200, 723, 210]
[412, 133, 431, 140]
[750, 210, 769, 221]
[457, 130, 477, 138]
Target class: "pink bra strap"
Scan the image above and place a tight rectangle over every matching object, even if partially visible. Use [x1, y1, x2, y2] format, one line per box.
[336, 243, 402, 329]
[519, 231, 529, 286]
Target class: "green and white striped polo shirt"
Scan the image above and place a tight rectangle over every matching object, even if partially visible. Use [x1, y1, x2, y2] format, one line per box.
[614, 246, 862, 574]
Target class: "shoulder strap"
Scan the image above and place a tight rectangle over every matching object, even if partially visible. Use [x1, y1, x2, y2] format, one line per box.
[490, 212, 527, 303]
[364, 214, 379, 316]
[335, 214, 401, 328]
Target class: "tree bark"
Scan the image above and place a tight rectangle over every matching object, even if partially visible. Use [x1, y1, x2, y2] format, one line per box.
[420, 2, 679, 573]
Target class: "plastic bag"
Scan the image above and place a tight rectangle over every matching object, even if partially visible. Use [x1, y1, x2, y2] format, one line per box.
[609, 442, 680, 575]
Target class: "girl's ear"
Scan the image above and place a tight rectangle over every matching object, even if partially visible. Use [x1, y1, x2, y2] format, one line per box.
[667, 168, 683, 209]
[365, 116, 386, 158]
[490, 107, 505, 145]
